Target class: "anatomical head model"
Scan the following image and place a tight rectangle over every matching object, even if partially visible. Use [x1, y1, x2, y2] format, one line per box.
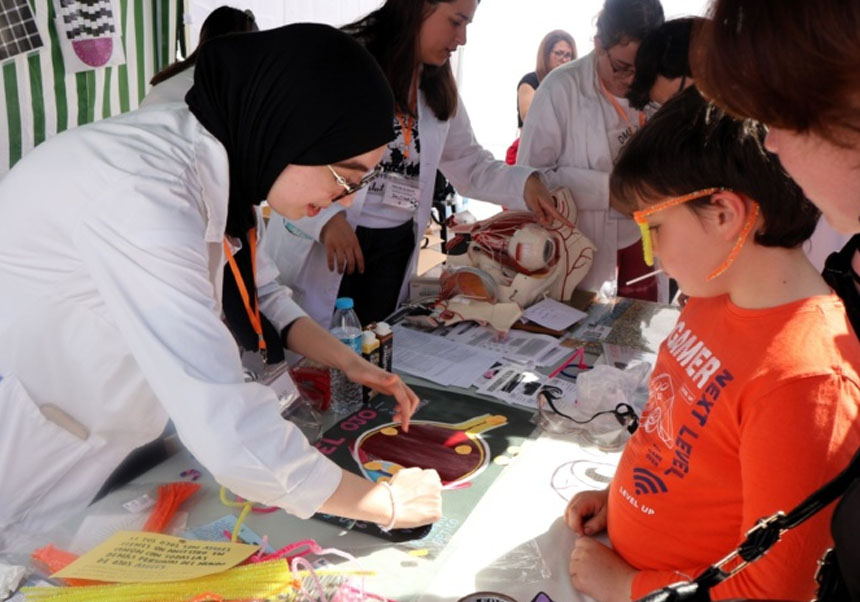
[417, 188, 595, 332]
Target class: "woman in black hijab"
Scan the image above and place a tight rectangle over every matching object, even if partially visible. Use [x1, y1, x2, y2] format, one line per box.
[192, 22, 392, 368]
[0, 23, 441, 548]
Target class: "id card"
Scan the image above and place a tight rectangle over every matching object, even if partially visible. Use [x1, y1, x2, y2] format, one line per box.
[381, 172, 421, 211]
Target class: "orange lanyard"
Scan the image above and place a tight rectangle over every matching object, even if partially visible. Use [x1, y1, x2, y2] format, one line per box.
[599, 77, 645, 130]
[395, 78, 419, 159]
[223, 227, 266, 360]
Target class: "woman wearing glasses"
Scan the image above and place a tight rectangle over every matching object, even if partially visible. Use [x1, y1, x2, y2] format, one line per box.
[518, 0, 666, 302]
[263, 0, 564, 327]
[0, 24, 442, 552]
[505, 29, 576, 165]
[518, 30, 576, 130]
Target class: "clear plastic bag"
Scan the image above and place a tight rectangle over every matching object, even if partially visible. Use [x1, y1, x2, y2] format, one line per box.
[576, 362, 650, 415]
[260, 362, 324, 444]
[476, 539, 552, 585]
[280, 394, 324, 445]
[538, 362, 650, 449]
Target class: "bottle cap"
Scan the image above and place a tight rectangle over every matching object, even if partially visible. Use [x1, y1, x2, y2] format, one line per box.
[374, 321, 391, 335]
[361, 331, 378, 345]
[335, 297, 354, 310]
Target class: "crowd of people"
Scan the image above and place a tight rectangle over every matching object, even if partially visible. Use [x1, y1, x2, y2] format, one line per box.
[0, 0, 858, 600]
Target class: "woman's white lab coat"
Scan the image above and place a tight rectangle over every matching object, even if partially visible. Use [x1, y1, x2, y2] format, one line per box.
[139, 68, 195, 107]
[518, 52, 847, 292]
[517, 52, 656, 296]
[0, 105, 341, 551]
[262, 92, 534, 327]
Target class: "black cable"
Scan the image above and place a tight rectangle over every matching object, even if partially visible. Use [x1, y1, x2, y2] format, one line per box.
[538, 390, 639, 434]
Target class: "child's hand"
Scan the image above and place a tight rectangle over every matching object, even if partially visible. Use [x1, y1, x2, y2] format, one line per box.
[569, 537, 636, 602]
[565, 488, 609, 536]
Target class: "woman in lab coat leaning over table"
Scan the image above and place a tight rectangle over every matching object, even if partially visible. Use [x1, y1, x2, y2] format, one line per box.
[0, 24, 441, 552]
[262, 0, 563, 327]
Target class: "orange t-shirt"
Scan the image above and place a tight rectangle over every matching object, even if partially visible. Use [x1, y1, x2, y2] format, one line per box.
[608, 293, 860, 601]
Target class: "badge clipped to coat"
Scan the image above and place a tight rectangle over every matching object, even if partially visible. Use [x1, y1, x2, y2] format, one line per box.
[380, 172, 421, 212]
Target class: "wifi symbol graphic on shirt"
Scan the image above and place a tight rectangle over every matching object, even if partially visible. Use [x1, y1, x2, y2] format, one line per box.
[633, 467, 668, 495]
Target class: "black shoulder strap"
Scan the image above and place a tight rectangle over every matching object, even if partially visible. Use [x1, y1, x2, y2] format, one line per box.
[635, 446, 860, 602]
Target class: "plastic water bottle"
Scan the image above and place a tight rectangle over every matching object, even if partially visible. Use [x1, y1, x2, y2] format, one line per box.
[329, 297, 363, 414]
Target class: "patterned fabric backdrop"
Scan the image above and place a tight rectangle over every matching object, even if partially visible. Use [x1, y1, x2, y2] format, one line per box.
[1, 0, 178, 175]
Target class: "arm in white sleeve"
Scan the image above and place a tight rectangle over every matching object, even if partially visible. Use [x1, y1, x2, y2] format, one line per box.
[74, 178, 340, 518]
[517, 74, 610, 211]
[439, 96, 531, 211]
[273, 201, 346, 244]
[255, 213, 306, 333]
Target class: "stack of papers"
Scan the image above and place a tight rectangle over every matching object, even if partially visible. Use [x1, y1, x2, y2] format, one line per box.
[428, 321, 570, 367]
[392, 325, 500, 388]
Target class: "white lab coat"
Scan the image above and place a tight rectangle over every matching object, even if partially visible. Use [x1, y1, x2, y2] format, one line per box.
[0, 105, 341, 551]
[262, 92, 534, 327]
[518, 52, 659, 297]
[139, 68, 195, 107]
[519, 53, 848, 291]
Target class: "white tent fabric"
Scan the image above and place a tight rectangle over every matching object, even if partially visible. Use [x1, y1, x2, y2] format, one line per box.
[187, 0, 384, 47]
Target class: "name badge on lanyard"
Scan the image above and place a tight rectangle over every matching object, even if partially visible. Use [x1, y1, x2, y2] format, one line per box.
[381, 172, 421, 212]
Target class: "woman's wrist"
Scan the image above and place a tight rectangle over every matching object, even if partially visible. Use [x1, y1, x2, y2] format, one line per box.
[335, 348, 366, 375]
[378, 481, 398, 531]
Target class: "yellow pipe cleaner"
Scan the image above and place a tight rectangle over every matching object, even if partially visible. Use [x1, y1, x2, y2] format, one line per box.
[22, 560, 374, 602]
[218, 487, 254, 543]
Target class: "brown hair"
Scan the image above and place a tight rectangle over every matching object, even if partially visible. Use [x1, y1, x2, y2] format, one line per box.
[595, 0, 664, 49]
[344, 0, 474, 121]
[535, 30, 577, 81]
[150, 6, 257, 86]
[611, 87, 819, 248]
[691, 0, 860, 144]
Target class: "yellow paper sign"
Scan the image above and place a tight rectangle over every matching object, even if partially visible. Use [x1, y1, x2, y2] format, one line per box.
[52, 531, 258, 583]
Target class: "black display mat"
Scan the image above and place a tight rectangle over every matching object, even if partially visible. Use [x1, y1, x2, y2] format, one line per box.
[312, 385, 537, 551]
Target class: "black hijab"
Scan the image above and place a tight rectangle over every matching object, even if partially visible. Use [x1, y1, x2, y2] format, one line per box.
[186, 23, 395, 361]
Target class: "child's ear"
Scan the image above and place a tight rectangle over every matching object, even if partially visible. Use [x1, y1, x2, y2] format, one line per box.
[710, 190, 754, 241]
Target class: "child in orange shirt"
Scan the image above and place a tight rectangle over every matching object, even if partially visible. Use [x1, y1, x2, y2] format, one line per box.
[564, 87, 860, 602]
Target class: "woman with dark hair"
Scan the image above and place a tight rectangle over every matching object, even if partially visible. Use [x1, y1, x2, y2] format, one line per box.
[140, 5, 258, 107]
[625, 17, 698, 111]
[518, 0, 666, 302]
[693, 1, 860, 598]
[263, 0, 563, 327]
[0, 24, 441, 552]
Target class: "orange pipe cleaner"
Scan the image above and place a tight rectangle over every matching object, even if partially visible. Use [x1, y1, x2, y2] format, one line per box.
[31, 544, 102, 587]
[143, 482, 201, 533]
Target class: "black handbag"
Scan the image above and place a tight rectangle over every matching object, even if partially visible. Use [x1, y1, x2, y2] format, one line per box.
[823, 234, 860, 337]
[814, 548, 849, 602]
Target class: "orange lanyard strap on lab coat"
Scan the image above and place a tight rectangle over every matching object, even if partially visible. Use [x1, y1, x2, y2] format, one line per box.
[223, 227, 266, 359]
[599, 77, 645, 130]
[396, 78, 419, 159]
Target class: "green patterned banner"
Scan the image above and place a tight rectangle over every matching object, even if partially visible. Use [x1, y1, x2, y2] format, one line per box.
[1, 0, 178, 174]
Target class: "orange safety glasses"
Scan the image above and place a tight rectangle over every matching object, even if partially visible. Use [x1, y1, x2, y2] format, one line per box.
[632, 187, 760, 281]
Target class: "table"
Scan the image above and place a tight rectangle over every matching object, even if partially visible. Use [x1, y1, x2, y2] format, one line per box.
[23, 297, 679, 602]
[49, 431, 620, 602]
